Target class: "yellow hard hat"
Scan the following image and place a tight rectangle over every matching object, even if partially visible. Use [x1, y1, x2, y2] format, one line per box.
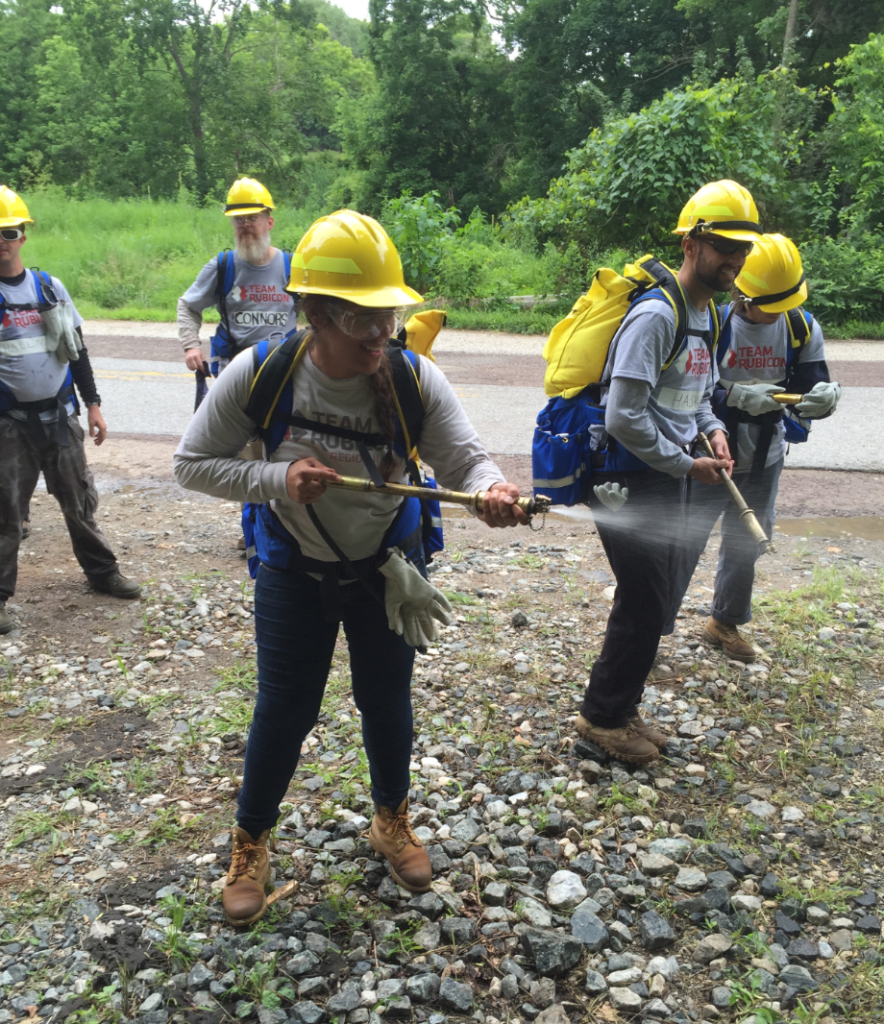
[674, 180, 762, 242]
[224, 177, 275, 217]
[736, 233, 808, 312]
[289, 209, 423, 308]
[0, 186, 33, 228]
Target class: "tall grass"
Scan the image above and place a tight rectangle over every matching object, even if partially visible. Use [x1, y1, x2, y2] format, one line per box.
[21, 191, 316, 322]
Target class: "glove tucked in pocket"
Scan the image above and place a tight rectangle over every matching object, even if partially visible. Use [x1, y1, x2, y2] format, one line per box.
[41, 300, 83, 362]
[378, 548, 453, 648]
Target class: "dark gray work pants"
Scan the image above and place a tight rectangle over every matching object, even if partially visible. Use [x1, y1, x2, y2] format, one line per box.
[0, 413, 118, 600]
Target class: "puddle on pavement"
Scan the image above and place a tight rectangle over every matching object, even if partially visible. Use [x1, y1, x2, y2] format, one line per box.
[775, 516, 884, 541]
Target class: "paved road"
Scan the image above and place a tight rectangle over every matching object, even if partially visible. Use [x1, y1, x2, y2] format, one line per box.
[85, 321, 884, 471]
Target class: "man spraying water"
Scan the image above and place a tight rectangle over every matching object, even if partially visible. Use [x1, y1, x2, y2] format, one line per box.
[572, 181, 763, 764]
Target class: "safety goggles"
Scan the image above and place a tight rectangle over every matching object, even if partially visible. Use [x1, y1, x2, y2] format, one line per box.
[232, 213, 266, 225]
[0, 227, 24, 242]
[326, 303, 406, 341]
[699, 235, 754, 257]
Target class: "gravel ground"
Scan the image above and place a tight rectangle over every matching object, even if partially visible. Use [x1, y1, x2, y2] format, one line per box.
[1, 491, 883, 1024]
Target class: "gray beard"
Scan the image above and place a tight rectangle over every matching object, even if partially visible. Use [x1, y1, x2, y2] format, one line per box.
[236, 235, 271, 264]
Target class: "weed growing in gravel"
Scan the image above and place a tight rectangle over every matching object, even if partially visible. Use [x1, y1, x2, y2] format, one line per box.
[156, 895, 198, 971]
[7, 809, 67, 849]
[124, 756, 159, 794]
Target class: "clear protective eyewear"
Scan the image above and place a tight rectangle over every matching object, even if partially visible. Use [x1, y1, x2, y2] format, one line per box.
[326, 303, 406, 341]
[0, 227, 24, 242]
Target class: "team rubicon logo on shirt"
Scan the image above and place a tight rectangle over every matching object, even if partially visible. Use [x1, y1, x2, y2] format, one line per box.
[1, 309, 44, 332]
[727, 345, 786, 372]
[231, 283, 292, 328]
[673, 341, 711, 377]
[233, 284, 291, 305]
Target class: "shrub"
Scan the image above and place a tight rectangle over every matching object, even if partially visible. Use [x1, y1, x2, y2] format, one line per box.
[802, 237, 884, 325]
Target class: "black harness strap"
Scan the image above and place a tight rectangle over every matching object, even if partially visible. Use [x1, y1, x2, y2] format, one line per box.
[286, 414, 390, 448]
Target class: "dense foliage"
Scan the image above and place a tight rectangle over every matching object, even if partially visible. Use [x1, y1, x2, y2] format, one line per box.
[3, 0, 884, 326]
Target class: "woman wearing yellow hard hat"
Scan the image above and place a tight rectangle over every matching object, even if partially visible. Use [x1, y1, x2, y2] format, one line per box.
[174, 209, 529, 925]
[674, 232, 841, 662]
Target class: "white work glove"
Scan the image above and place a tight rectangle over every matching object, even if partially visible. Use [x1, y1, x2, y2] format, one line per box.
[795, 380, 842, 418]
[378, 548, 453, 648]
[41, 301, 83, 362]
[726, 382, 782, 416]
[593, 482, 629, 511]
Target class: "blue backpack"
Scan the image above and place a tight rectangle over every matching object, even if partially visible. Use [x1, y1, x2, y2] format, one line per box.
[240, 329, 444, 580]
[209, 249, 293, 376]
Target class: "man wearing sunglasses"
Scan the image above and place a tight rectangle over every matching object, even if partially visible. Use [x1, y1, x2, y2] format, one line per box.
[178, 178, 296, 379]
[574, 180, 762, 764]
[0, 186, 140, 634]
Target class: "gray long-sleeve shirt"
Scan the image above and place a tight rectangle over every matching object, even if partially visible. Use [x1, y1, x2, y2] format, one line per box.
[599, 297, 725, 477]
[173, 344, 506, 562]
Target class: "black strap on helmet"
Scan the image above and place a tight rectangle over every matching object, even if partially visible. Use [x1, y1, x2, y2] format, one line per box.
[224, 202, 270, 212]
[746, 273, 806, 307]
[694, 219, 763, 234]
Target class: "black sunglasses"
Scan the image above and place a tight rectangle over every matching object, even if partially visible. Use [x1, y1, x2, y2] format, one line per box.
[0, 227, 24, 242]
[699, 235, 754, 257]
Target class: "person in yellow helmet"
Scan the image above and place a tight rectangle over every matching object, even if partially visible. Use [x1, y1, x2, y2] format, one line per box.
[173, 210, 530, 926]
[177, 178, 297, 378]
[0, 187, 140, 634]
[573, 180, 763, 764]
[667, 233, 840, 662]
[178, 177, 298, 549]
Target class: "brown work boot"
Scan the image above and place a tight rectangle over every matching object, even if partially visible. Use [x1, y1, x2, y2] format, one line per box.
[575, 713, 660, 765]
[369, 799, 432, 893]
[223, 826, 272, 927]
[0, 601, 13, 636]
[629, 714, 670, 751]
[704, 616, 756, 663]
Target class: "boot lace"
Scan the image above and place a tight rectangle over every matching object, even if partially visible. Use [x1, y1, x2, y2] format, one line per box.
[230, 839, 264, 880]
[387, 811, 420, 849]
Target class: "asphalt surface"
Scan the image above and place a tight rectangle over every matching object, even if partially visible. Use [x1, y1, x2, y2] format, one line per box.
[85, 321, 884, 471]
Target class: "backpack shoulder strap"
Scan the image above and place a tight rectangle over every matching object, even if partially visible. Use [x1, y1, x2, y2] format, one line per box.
[246, 328, 310, 433]
[387, 343, 425, 456]
[31, 270, 57, 306]
[282, 250, 292, 284]
[629, 258, 691, 369]
[785, 307, 811, 356]
[215, 250, 235, 333]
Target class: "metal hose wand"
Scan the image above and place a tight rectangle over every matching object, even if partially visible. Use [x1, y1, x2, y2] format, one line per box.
[325, 475, 551, 521]
[696, 432, 774, 553]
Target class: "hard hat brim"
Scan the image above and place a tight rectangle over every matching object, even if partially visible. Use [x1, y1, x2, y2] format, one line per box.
[0, 216, 33, 227]
[672, 226, 762, 242]
[752, 279, 809, 314]
[224, 205, 272, 217]
[288, 283, 424, 307]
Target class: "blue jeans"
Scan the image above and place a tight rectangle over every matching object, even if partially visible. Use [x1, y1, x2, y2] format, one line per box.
[236, 563, 416, 837]
[666, 458, 783, 629]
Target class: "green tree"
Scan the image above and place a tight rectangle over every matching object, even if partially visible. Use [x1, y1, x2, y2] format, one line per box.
[341, 0, 515, 214]
[827, 32, 884, 236]
[509, 69, 820, 250]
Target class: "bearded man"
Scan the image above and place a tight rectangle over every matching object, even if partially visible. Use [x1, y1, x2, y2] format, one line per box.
[573, 180, 763, 764]
[178, 178, 296, 377]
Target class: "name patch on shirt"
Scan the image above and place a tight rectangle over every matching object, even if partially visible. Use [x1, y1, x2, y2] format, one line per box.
[656, 387, 702, 412]
[232, 310, 291, 328]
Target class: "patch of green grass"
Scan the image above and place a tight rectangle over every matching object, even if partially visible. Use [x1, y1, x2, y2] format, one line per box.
[24, 192, 315, 321]
[125, 757, 159, 795]
[6, 810, 65, 850]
